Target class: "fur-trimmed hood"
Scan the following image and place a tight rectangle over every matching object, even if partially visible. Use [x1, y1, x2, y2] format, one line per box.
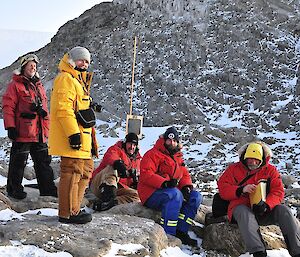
[13, 68, 40, 79]
[154, 134, 183, 155]
[238, 141, 273, 165]
[158, 134, 183, 149]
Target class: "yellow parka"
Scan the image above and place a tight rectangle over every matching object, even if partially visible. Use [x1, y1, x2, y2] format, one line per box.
[49, 53, 93, 159]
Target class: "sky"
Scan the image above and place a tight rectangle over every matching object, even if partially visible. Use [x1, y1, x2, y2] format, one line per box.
[1, 0, 110, 33]
[0, 0, 110, 68]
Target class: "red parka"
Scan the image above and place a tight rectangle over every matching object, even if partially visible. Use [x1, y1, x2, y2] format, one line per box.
[138, 137, 193, 204]
[2, 72, 49, 143]
[91, 141, 142, 188]
[218, 142, 284, 221]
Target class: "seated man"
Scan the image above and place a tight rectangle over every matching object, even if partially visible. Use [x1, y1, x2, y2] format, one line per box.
[90, 133, 142, 211]
[138, 126, 202, 246]
[218, 141, 300, 257]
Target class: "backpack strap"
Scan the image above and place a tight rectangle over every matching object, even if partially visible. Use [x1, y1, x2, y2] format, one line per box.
[238, 173, 255, 186]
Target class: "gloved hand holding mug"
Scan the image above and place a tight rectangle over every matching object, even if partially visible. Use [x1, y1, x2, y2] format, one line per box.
[113, 160, 128, 178]
[161, 178, 178, 188]
[181, 185, 192, 202]
[253, 200, 269, 216]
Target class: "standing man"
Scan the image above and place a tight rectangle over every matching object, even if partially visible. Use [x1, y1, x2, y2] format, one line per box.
[218, 142, 300, 257]
[2, 53, 57, 200]
[90, 133, 141, 211]
[49, 46, 96, 224]
[138, 127, 202, 246]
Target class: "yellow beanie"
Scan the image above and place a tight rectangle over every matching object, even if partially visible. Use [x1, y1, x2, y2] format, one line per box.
[244, 143, 263, 161]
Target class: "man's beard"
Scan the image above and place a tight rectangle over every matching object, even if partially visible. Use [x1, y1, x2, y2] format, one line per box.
[165, 144, 180, 155]
[247, 164, 261, 170]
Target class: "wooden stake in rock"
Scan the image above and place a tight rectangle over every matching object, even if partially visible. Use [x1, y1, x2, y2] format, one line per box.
[126, 36, 143, 139]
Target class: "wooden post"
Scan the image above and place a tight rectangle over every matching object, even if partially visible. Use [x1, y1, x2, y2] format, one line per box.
[129, 36, 137, 116]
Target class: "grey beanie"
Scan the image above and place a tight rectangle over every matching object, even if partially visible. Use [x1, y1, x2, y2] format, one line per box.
[68, 46, 91, 63]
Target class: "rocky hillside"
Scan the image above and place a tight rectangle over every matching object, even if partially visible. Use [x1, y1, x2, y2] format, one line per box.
[0, 0, 300, 171]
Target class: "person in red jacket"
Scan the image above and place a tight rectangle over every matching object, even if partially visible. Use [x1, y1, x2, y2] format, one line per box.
[90, 133, 142, 211]
[138, 127, 202, 247]
[2, 53, 57, 200]
[218, 142, 300, 257]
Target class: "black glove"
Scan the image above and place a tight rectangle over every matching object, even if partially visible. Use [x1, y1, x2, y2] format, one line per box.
[113, 160, 127, 178]
[129, 169, 138, 180]
[181, 186, 192, 202]
[7, 127, 18, 140]
[69, 133, 81, 150]
[161, 178, 178, 188]
[90, 102, 102, 113]
[37, 107, 48, 118]
[253, 201, 270, 216]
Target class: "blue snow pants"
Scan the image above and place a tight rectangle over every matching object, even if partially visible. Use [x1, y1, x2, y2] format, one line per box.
[145, 188, 202, 235]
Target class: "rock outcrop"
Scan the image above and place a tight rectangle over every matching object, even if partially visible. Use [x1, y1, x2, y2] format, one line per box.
[1, 0, 299, 174]
[0, 184, 298, 257]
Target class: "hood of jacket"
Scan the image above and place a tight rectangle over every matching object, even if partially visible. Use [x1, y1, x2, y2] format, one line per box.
[154, 135, 183, 156]
[12, 72, 40, 85]
[58, 53, 91, 88]
[238, 141, 273, 167]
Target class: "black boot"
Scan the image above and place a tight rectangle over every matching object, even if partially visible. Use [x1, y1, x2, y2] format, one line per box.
[59, 210, 92, 224]
[176, 230, 198, 247]
[93, 184, 117, 211]
[253, 251, 267, 257]
[40, 186, 58, 197]
[7, 190, 27, 200]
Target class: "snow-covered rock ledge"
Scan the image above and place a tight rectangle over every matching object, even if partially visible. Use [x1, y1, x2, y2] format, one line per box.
[0, 211, 175, 257]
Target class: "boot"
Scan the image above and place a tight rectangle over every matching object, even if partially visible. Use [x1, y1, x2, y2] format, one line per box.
[40, 186, 58, 197]
[253, 251, 267, 257]
[93, 184, 117, 211]
[7, 190, 27, 200]
[59, 210, 92, 224]
[176, 230, 198, 247]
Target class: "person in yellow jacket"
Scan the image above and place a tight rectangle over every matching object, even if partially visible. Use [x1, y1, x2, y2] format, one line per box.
[49, 46, 97, 224]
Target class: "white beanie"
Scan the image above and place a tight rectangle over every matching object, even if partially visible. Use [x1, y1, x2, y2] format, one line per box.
[68, 46, 91, 64]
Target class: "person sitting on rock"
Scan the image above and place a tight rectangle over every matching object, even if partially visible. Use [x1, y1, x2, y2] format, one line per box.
[137, 126, 202, 247]
[90, 133, 142, 211]
[218, 141, 300, 257]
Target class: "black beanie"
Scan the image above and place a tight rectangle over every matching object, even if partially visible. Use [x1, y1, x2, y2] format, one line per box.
[125, 133, 138, 145]
[163, 127, 179, 142]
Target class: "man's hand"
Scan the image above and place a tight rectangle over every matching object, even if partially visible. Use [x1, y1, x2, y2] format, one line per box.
[113, 160, 127, 178]
[161, 179, 178, 188]
[7, 127, 18, 140]
[243, 184, 257, 194]
[181, 186, 192, 201]
[253, 200, 270, 216]
[69, 133, 81, 150]
[91, 102, 102, 113]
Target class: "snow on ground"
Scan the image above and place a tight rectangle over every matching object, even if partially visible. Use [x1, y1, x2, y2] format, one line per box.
[0, 119, 297, 256]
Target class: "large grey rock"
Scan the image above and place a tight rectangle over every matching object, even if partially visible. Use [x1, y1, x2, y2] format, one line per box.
[201, 222, 286, 257]
[0, 213, 174, 257]
[4, 187, 58, 213]
[282, 175, 298, 188]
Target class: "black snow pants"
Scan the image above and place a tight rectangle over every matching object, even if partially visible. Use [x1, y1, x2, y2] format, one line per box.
[7, 142, 57, 196]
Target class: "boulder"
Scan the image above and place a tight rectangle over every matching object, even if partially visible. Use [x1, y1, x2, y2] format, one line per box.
[201, 221, 286, 257]
[0, 212, 175, 257]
